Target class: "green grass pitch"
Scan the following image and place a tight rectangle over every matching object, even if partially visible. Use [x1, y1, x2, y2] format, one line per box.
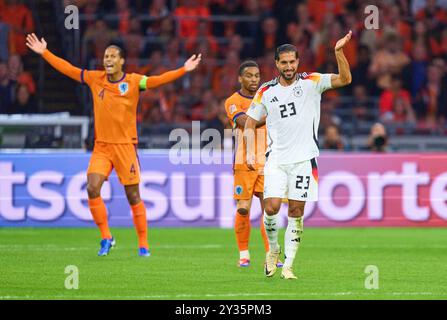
[0, 227, 446, 300]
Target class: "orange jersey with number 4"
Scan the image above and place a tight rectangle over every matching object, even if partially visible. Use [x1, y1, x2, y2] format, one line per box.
[41, 49, 186, 145]
[224, 91, 266, 171]
[82, 71, 142, 144]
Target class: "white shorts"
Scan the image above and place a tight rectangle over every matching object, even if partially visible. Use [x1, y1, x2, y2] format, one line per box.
[264, 157, 319, 202]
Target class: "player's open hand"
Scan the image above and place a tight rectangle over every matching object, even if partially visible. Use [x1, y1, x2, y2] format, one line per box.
[26, 33, 47, 55]
[335, 30, 352, 52]
[184, 54, 202, 72]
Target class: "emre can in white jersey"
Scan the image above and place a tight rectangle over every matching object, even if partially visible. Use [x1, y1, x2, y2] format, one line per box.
[245, 32, 353, 280]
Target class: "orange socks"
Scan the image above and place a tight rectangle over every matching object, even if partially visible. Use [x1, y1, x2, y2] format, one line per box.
[88, 197, 148, 249]
[88, 197, 112, 239]
[260, 214, 270, 252]
[131, 201, 149, 249]
[234, 212, 251, 251]
[235, 212, 270, 253]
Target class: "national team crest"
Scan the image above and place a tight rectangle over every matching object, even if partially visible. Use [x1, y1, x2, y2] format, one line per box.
[293, 86, 303, 97]
[118, 82, 129, 95]
[235, 185, 243, 195]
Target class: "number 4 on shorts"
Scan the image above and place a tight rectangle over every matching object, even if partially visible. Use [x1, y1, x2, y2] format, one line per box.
[130, 164, 136, 175]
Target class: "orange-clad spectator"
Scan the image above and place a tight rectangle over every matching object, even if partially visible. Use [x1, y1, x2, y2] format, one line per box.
[415, 0, 447, 24]
[1, 0, 34, 56]
[379, 75, 414, 124]
[8, 54, 35, 94]
[17, 72, 35, 95]
[116, 0, 131, 35]
[184, 19, 218, 55]
[174, 0, 210, 38]
[307, 0, 344, 29]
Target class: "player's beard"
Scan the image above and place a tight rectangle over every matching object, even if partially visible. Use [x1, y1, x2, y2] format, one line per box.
[280, 69, 297, 81]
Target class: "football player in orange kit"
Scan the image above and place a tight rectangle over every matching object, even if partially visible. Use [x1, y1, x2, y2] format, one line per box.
[26, 33, 201, 257]
[224, 61, 282, 268]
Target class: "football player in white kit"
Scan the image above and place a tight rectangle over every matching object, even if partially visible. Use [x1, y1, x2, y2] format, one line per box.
[244, 31, 352, 279]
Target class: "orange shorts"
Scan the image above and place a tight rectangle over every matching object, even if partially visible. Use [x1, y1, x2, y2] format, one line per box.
[87, 142, 141, 185]
[233, 170, 264, 200]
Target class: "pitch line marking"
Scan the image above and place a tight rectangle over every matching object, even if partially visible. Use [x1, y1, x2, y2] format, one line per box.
[0, 292, 439, 300]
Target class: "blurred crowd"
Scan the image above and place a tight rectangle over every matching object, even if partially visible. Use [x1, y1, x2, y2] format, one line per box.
[0, 0, 37, 114]
[1, 0, 447, 151]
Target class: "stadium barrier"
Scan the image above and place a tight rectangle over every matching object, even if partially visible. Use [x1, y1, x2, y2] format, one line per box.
[0, 151, 446, 227]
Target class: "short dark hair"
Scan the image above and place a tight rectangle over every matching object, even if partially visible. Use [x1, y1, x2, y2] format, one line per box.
[275, 44, 299, 61]
[238, 60, 259, 76]
[106, 45, 125, 59]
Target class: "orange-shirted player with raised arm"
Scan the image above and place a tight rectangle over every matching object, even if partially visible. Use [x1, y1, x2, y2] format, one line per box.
[26, 33, 201, 257]
[224, 61, 282, 268]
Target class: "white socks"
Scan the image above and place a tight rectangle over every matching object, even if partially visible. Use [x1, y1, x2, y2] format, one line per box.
[239, 250, 250, 260]
[284, 216, 303, 268]
[263, 212, 280, 252]
[264, 213, 304, 267]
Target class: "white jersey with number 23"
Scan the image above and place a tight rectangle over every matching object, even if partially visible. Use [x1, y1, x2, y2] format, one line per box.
[246, 72, 332, 165]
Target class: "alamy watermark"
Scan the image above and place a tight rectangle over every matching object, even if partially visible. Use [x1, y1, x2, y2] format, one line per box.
[64, 265, 79, 289]
[168, 121, 266, 166]
[364, 265, 379, 289]
[64, 5, 79, 30]
[364, 5, 379, 30]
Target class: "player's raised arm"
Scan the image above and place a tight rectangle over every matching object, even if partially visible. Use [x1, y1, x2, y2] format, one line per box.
[144, 54, 202, 89]
[330, 30, 353, 89]
[26, 33, 83, 82]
